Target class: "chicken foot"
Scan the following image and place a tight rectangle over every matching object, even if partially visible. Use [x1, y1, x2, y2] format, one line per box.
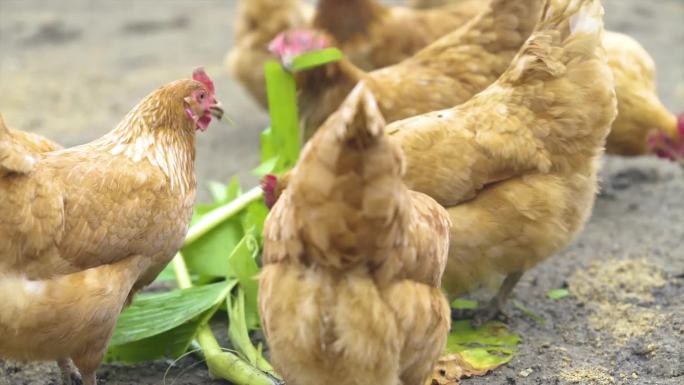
[57, 358, 82, 385]
[472, 272, 523, 327]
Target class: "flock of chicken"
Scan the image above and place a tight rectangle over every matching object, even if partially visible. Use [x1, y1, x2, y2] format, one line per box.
[0, 0, 681, 385]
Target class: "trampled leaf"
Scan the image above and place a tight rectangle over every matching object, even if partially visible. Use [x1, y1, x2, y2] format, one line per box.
[110, 281, 233, 347]
[513, 300, 546, 324]
[228, 235, 261, 330]
[431, 320, 521, 384]
[546, 288, 570, 300]
[451, 299, 479, 310]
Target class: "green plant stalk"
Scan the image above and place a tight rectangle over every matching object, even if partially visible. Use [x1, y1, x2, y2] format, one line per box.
[172, 254, 277, 385]
[185, 186, 263, 245]
[227, 290, 277, 376]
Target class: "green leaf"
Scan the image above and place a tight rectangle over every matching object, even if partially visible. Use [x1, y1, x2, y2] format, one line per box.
[264, 60, 300, 172]
[182, 218, 243, 277]
[225, 176, 243, 202]
[451, 299, 479, 310]
[290, 48, 343, 72]
[106, 316, 203, 363]
[110, 281, 233, 347]
[208, 181, 228, 203]
[252, 156, 279, 177]
[227, 289, 277, 376]
[513, 300, 546, 324]
[153, 263, 177, 283]
[259, 127, 276, 163]
[242, 201, 269, 241]
[446, 320, 521, 371]
[546, 288, 570, 300]
[228, 235, 261, 330]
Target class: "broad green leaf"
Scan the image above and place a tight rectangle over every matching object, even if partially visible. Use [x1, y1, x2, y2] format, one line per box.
[110, 282, 232, 346]
[446, 320, 520, 371]
[451, 299, 479, 310]
[106, 316, 203, 363]
[290, 48, 343, 72]
[513, 300, 546, 324]
[228, 235, 261, 330]
[546, 288, 570, 300]
[182, 218, 242, 277]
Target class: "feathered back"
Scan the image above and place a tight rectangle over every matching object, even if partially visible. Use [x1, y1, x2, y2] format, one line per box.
[266, 83, 413, 270]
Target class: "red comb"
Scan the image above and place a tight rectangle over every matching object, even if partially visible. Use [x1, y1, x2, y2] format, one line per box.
[677, 113, 684, 138]
[268, 29, 330, 60]
[261, 174, 278, 209]
[192, 67, 215, 94]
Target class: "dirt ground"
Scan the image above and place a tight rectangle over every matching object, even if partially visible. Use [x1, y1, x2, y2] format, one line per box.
[0, 0, 682, 384]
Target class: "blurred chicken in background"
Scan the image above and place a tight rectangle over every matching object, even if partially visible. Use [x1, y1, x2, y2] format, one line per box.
[226, 0, 313, 108]
[313, 0, 486, 70]
[271, 0, 544, 141]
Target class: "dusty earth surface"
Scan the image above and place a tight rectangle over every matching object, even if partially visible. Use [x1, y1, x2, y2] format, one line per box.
[0, 0, 682, 384]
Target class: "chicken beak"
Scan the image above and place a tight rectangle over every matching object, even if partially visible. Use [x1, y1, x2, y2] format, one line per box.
[210, 101, 224, 121]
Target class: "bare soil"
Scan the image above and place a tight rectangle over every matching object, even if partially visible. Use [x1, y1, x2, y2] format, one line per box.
[0, 0, 682, 384]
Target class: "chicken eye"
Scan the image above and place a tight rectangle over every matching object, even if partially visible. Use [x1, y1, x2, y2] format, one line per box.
[198, 92, 206, 101]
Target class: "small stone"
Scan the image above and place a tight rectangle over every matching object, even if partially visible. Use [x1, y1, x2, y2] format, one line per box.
[519, 368, 534, 378]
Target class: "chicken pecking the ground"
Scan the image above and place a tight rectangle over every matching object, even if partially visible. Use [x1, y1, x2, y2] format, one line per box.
[265, 0, 617, 324]
[271, 0, 545, 142]
[0, 69, 223, 385]
[313, 0, 486, 70]
[226, 0, 313, 109]
[385, 0, 617, 322]
[259, 84, 451, 385]
[602, 31, 683, 156]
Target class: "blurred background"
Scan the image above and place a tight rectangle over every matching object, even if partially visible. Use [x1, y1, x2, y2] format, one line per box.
[1, 0, 682, 201]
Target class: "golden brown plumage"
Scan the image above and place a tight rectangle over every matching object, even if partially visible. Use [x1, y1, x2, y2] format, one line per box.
[277, 0, 544, 141]
[259, 84, 451, 385]
[226, 0, 313, 108]
[0, 72, 222, 385]
[7, 126, 62, 153]
[386, 0, 616, 315]
[602, 31, 680, 155]
[314, 0, 486, 70]
[264, 0, 616, 323]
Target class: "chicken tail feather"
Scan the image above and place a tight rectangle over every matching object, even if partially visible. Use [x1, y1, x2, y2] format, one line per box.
[285, 82, 409, 269]
[0, 114, 35, 176]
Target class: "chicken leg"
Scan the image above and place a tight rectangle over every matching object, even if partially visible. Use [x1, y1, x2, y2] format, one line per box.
[58, 358, 82, 385]
[472, 272, 523, 327]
